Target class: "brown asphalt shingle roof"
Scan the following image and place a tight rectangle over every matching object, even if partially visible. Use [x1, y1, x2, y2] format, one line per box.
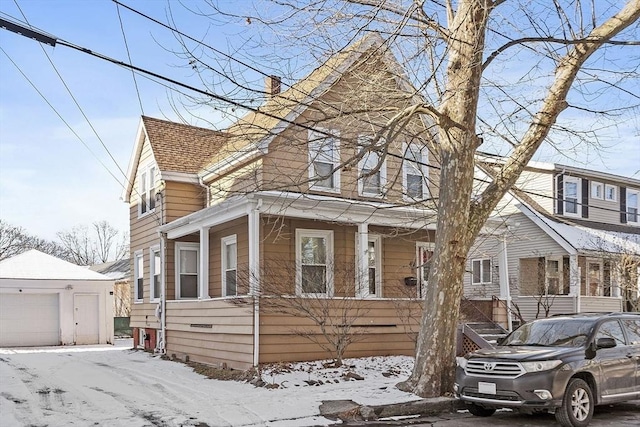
[142, 116, 228, 174]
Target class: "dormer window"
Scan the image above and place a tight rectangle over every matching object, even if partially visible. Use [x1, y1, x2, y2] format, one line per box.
[308, 129, 340, 192]
[403, 143, 428, 200]
[358, 136, 386, 196]
[605, 184, 617, 202]
[628, 190, 639, 224]
[563, 176, 581, 217]
[138, 165, 157, 216]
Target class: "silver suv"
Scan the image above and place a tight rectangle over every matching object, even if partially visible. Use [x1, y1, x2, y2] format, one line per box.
[455, 312, 640, 427]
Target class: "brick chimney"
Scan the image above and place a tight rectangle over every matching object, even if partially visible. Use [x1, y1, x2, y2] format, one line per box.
[265, 75, 281, 96]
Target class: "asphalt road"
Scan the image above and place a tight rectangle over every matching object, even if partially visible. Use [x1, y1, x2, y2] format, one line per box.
[340, 401, 640, 426]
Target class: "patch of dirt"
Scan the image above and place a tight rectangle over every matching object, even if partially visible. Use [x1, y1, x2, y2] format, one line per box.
[185, 361, 258, 382]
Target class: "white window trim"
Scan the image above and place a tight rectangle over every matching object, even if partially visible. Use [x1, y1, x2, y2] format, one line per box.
[563, 176, 581, 217]
[591, 181, 603, 200]
[295, 229, 334, 297]
[416, 242, 434, 298]
[134, 250, 144, 303]
[355, 233, 382, 298]
[308, 128, 341, 193]
[627, 189, 639, 225]
[357, 136, 387, 197]
[605, 184, 617, 202]
[149, 245, 161, 302]
[175, 242, 199, 300]
[137, 163, 157, 218]
[221, 234, 238, 297]
[545, 257, 564, 295]
[471, 258, 492, 285]
[402, 142, 429, 201]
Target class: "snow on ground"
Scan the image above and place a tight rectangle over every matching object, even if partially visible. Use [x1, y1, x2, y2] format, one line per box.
[0, 339, 419, 426]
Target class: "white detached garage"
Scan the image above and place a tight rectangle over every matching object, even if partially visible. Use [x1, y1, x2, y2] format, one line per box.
[0, 250, 114, 347]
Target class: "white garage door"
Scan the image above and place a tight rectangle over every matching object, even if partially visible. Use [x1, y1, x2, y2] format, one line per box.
[0, 293, 60, 347]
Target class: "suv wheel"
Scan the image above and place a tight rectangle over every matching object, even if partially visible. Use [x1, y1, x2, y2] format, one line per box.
[555, 378, 594, 427]
[467, 403, 496, 417]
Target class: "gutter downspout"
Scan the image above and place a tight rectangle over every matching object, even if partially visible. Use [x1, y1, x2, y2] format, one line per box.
[198, 176, 210, 207]
[249, 199, 262, 367]
[159, 231, 167, 354]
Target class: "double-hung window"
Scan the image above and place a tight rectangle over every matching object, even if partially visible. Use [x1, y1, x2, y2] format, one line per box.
[150, 246, 161, 301]
[472, 258, 491, 285]
[403, 143, 428, 200]
[222, 235, 238, 297]
[138, 165, 157, 216]
[627, 190, 639, 224]
[358, 136, 386, 196]
[176, 242, 199, 299]
[591, 182, 603, 200]
[134, 250, 143, 302]
[308, 129, 340, 192]
[605, 184, 617, 202]
[355, 234, 381, 297]
[296, 229, 333, 296]
[563, 177, 581, 216]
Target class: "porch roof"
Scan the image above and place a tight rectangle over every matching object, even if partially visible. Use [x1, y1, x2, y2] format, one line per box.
[158, 191, 440, 239]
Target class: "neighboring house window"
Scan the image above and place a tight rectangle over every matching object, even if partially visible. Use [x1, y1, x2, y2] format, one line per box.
[150, 246, 161, 301]
[627, 189, 638, 224]
[416, 242, 434, 298]
[138, 165, 157, 216]
[296, 229, 334, 296]
[176, 242, 199, 299]
[308, 129, 340, 192]
[358, 136, 386, 196]
[605, 184, 617, 202]
[222, 235, 237, 297]
[519, 256, 570, 296]
[134, 250, 143, 302]
[403, 143, 428, 200]
[563, 176, 581, 216]
[355, 234, 382, 297]
[586, 260, 603, 296]
[591, 182, 603, 200]
[545, 258, 562, 295]
[471, 259, 491, 285]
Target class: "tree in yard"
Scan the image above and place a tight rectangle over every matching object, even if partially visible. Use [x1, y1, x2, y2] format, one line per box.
[171, 0, 639, 396]
[57, 220, 128, 265]
[0, 219, 69, 261]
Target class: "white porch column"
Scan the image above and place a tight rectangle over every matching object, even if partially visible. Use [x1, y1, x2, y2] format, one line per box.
[248, 206, 261, 295]
[569, 255, 580, 311]
[498, 235, 512, 331]
[199, 227, 210, 299]
[357, 223, 369, 297]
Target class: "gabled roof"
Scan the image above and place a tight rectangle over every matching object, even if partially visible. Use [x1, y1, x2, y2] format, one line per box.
[122, 116, 228, 202]
[89, 259, 130, 281]
[0, 250, 112, 281]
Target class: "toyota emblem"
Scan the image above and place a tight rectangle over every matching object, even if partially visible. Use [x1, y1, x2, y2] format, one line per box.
[484, 362, 496, 372]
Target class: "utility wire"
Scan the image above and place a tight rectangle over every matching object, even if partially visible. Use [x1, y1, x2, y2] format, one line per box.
[115, 1, 144, 115]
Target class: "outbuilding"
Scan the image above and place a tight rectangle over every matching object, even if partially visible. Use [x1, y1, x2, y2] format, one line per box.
[0, 249, 114, 347]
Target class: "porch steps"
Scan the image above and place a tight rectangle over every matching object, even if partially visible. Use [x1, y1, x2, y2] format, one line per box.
[465, 322, 508, 345]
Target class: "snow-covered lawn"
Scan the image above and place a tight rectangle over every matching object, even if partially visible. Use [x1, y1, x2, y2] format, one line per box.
[0, 340, 419, 426]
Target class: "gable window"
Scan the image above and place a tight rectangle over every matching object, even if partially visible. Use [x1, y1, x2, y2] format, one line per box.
[134, 250, 143, 302]
[358, 136, 386, 196]
[308, 129, 340, 192]
[150, 246, 161, 301]
[563, 177, 581, 216]
[472, 259, 491, 285]
[403, 143, 428, 200]
[605, 184, 617, 202]
[175, 242, 199, 299]
[138, 165, 157, 216]
[296, 229, 333, 296]
[222, 235, 237, 297]
[356, 234, 382, 297]
[627, 189, 638, 224]
[591, 182, 603, 200]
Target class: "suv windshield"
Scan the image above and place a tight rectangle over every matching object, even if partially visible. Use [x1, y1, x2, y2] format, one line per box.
[502, 318, 595, 347]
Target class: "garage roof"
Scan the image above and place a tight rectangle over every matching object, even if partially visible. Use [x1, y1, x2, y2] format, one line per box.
[0, 250, 111, 281]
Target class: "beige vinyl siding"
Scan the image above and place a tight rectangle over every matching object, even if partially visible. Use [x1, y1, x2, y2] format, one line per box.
[208, 217, 249, 298]
[208, 162, 263, 203]
[259, 299, 420, 364]
[580, 296, 623, 312]
[165, 299, 254, 370]
[163, 181, 205, 222]
[464, 236, 503, 299]
[511, 296, 576, 321]
[130, 303, 161, 330]
[515, 170, 554, 213]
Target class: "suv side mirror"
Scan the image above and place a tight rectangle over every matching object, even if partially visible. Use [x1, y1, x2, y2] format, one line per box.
[596, 337, 616, 349]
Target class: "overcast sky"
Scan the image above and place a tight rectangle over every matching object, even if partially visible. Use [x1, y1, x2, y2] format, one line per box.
[1, 0, 638, 241]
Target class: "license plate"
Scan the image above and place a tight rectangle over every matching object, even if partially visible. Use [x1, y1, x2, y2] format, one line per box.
[478, 381, 496, 395]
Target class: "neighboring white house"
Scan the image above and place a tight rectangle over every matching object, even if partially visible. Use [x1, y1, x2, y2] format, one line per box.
[0, 250, 114, 347]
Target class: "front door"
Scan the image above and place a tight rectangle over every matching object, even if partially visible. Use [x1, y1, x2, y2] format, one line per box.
[74, 294, 100, 345]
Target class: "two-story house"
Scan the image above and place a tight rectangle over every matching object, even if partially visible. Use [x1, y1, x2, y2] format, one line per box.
[464, 154, 640, 323]
[122, 34, 455, 369]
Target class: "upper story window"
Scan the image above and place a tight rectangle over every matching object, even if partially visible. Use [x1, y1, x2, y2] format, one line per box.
[628, 189, 639, 224]
[358, 136, 386, 197]
[222, 235, 238, 297]
[605, 184, 617, 202]
[296, 229, 334, 296]
[150, 246, 161, 301]
[403, 143, 429, 200]
[175, 242, 199, 299]
[563, 176, 581, 217]
[134, 250, 143, 302]
[308, 129, 340, 192]
[138, 165, 157, 217]
[591, 181, 603, 200]
[471, 258, 491, 285]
